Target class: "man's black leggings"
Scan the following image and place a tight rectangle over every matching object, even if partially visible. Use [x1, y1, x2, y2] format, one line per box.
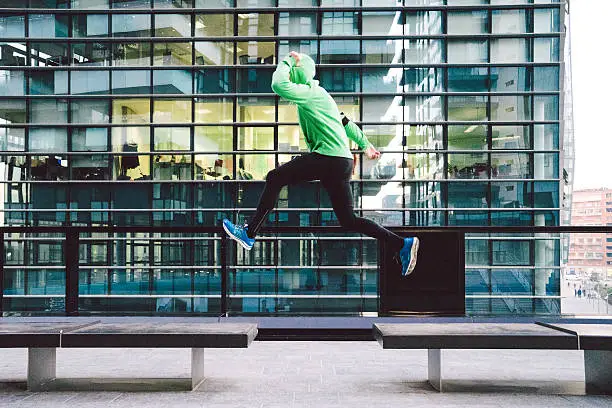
[246, 153, 404, 252]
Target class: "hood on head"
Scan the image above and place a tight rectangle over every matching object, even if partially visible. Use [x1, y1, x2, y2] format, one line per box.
[289, 53, 316, 85]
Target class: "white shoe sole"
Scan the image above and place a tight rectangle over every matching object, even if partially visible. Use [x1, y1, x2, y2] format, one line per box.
[404, 237, 420, 277]
[222, 222, 253, 251]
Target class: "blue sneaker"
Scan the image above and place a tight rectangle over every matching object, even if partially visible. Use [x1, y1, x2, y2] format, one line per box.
[222, 219, 255, 250]
[399, 237, 419, 277]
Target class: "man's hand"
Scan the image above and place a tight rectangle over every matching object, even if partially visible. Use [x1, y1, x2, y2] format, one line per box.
[365, 145, 381, 160]
[289, 51, 301, 66]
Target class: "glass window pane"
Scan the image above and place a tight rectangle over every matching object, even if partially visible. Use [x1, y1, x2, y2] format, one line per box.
[448, 154, 488, 180]
[447, 11, 487, 34]
[237, 67, 273, 93]
[112, 70, 150, 94]
[492, 125, 530, 150]
[362, 12, 395, 35]
[447, 40, 487, 64]
[490, 96, 531, 121]
[28, 14, 69, 38]
[534, 66, 559, 91]
[534, 95, 559, 121]
[401, 40, 443, 64]
[278, 125, 307, 152]
[401, 95, 443, 122]
[403, 124, 442, 150]
[237, 42, 275, 65]
[195, 68, 234, 93]
[491, 39, 529, 63]
[153, 42, 192, 66]
[112, 98, 150, 124]
[322, 12, 359, 35]
[153, 69, 192, 94]
[534, 8, 560, 33]
[153, 99, 192, 123]
[362, 40, 394, 64]
[71, 99, 109, 124]
[364, 96, 396, 122]
[112, 0, 151, 7]
[448, 181, 488, 207]
[278, 40, 318, 63]
[155, 14, 191, 37]
[195, 126, 232, 152]
[0, 100, 25, 124]
[237, 13, 275, 37]
[72, 42, 111, 66]
[398, 67, 444, 93]
[534, 37, 559, 62]
[195, 97, 233, 123]
[0, 127, 25, 151]
[154, 127, 190, 150]
[30, 42, 69, 66]
[30, 99, 68, 124]
[320, 40, 359, 64]
[237, 96, 274, 123]
[195, 42, 234, 65]
[448, 67, 487, 92]
[534, 181, 559, 208]
[113, 42, 150, 66]
[319, 68, 360, 92]
[0, 15, 25, 38]
[111, 126, 150, 180]
[196, 13, 233, 36]
[278, 0, 316, 5]
[71, 127, 108, 151]
[491, 153, 531, 179]
[30, 129, 68, 156]
[0, 43, 27, 66]
[0, 70, 24, 96]
[112, 14, 151, 37]
[238, 127, 274, 151]
[491, 182, 531, 208]
[72, 14, 108, 38]
[490, 67, 530, 92]
[492, 10, 527, 34]
[448, 125, 487, 151]
[237, 0, 274, 6]
[401, 11, 442, 35]
[278, 12, 317, 36]
[534, 154, 559, 180]
[534, 124, 558, 150]
[448, 96, 487, 122]
[70, 70, 109, 95]
[237, 153, 274, 180]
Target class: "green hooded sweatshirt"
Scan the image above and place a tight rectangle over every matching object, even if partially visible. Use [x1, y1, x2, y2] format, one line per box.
[271, 54, 372, 159]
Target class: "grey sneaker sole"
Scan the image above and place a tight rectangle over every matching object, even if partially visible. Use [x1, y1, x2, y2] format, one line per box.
[222, 222, 253, 251]
[404, 237, 420, 277]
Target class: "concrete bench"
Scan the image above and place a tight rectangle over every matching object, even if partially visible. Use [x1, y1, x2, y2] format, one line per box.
[0, 321, 257, 391]
[538, 323, 612, 395]
[373, 323, 580, 393]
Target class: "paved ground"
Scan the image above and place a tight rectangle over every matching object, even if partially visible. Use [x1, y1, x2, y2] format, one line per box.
[0, 342, 611, 408]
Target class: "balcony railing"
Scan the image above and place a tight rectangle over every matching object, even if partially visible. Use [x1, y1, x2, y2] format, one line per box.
[0, 225, 610, 317]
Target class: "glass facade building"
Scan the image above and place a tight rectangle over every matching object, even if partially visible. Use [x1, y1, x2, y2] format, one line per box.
[0, 0, 565, 315]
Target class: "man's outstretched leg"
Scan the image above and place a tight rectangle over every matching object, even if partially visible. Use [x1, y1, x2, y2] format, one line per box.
[320, 157, 420, 276]
[223, 154, 321, 250]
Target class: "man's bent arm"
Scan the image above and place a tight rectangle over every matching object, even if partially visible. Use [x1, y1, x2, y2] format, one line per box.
[271, 56, 315, 104]
[344, 119, 373, 151]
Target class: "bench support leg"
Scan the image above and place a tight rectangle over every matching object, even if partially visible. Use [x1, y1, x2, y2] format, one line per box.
[585, 350, 612, 395]
[191, 348, 205, 390]
[428, 349, 443, 392]
[27, 348, 56, 391]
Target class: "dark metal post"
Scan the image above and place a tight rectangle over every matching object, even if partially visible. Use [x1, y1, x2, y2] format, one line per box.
[220, 234, 228, 317]
[65, 230, 80, 316]
[0, 232, 4, 316]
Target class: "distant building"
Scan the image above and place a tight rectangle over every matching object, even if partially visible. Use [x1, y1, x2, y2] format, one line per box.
[568, 188, 612, 282]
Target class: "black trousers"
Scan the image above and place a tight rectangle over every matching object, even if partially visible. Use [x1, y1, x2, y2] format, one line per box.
[246, 153, 404, 252]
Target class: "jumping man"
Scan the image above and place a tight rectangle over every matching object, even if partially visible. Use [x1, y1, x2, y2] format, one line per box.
[222, 52, 419, 276]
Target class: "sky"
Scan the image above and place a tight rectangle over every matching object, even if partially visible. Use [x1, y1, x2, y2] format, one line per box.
[570, 0, 612, 190]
